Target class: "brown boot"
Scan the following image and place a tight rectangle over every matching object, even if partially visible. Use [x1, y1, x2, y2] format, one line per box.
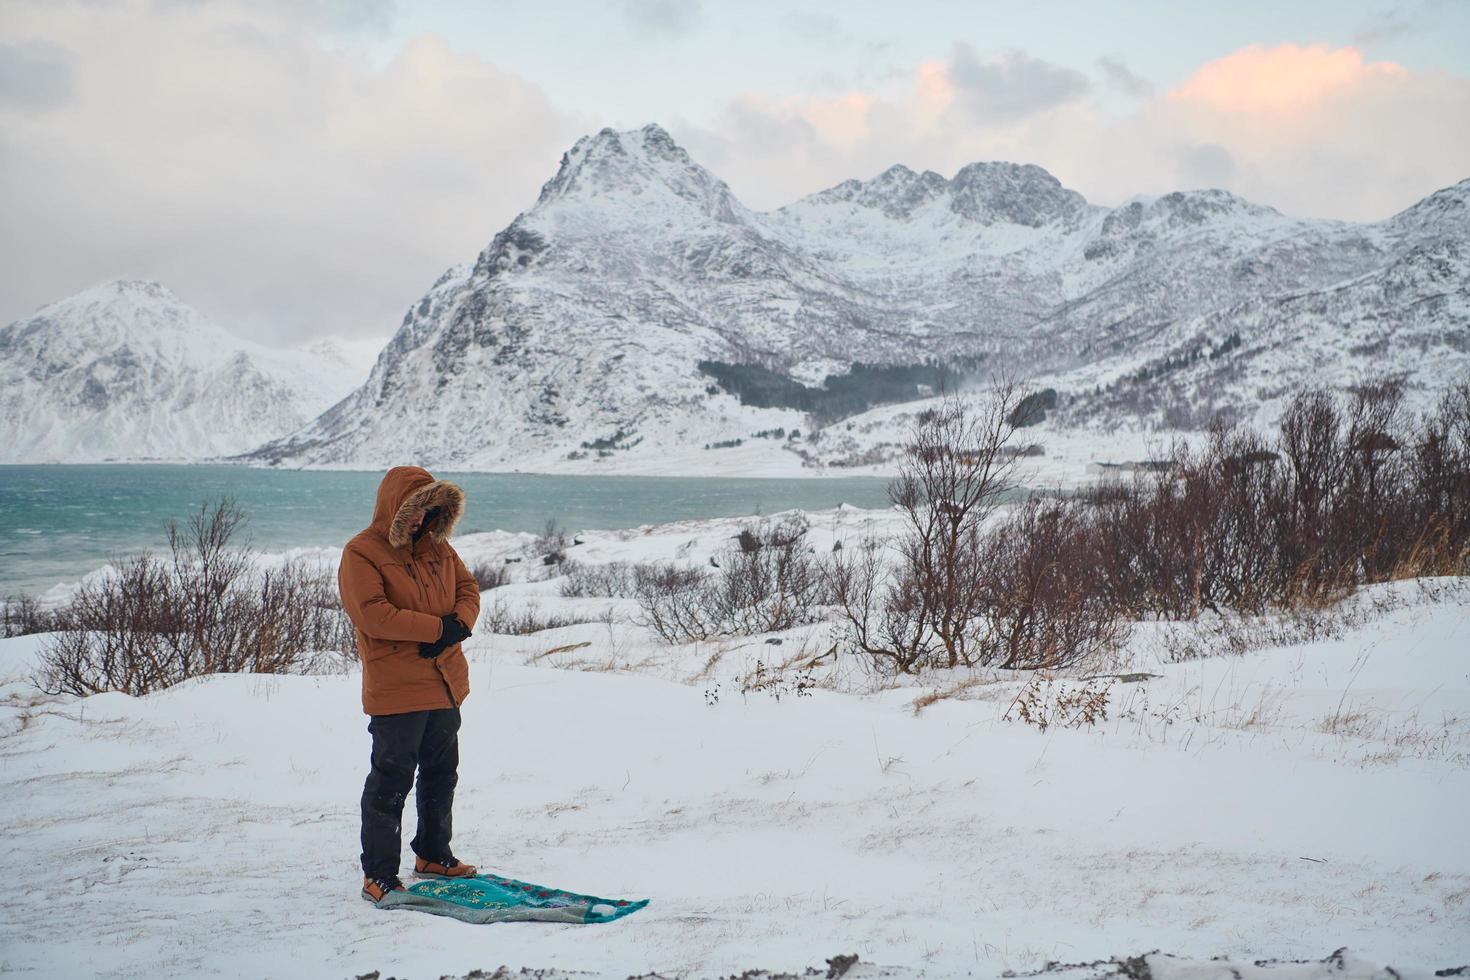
[362, 874, 405, 904]
[414, 855, 477, 879]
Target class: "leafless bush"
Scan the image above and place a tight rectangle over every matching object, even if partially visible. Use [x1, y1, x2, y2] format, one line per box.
[479, 598, 611, 635]
[978, 500, 1128, 670]
[631, 563, 717, 642]
[826, 381, 1465, 678]
[706, 515, 830, 635]
[536, 519, 571, 566]
[632, 515, 830, 642]
[470, 560, 511, 591]
[1077, 383, 1469, 622]
[1, 593, 54, 638]
[826, 384, 1031, 673]
[559, 559, 636, 598]
[35, 498, 354, 697]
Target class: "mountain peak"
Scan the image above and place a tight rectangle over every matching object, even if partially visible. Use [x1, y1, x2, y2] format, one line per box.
[534, 123, 741, 222]
[790, 164, 945, 219]
[68, 278, 182, 308]
[1096, 189, 1283, 240]
[947, 161, 1090, 227]
[788, 159, 1089, 227]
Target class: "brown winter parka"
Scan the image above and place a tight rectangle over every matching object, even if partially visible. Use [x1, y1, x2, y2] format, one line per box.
[338, 466, 481, 716]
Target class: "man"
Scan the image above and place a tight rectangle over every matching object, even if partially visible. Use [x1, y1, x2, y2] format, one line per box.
[338, 465, 482, 904]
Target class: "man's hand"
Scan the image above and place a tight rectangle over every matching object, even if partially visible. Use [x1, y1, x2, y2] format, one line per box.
[418, 614, 473, 658]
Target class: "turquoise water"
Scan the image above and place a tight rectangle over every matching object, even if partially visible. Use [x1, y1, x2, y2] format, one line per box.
[0, 465, 895, 595]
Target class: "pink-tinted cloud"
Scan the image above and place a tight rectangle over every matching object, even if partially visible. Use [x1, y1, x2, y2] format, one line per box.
[689, 42, 1469, 222]
[1169, 43, 1406, 115]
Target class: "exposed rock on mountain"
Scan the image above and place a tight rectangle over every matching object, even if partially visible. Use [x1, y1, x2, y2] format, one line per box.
[238, 125, 1467, 470]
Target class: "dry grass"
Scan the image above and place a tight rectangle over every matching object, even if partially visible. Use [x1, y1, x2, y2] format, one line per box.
[1318, 707, 1470, 766]
[910, 676, 991, 715]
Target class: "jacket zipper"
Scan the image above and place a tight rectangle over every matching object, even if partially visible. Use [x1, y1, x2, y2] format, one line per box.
[406, 544, 459, 707]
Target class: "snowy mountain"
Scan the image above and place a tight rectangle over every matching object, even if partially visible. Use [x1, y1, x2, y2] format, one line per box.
[248, 124, 1468, 471]
[0, 280, 361, 463]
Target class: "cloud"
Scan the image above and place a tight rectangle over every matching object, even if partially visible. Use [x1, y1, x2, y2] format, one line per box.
[1352, 8, 1417, 46]
[783, 11, 849, 43]
[1096, 56, 1154, 99]
[624, 0, 702, 37]
[688, 42, 1470, 222]
[942, 45, 1090, 123]
[0, 0, 588, 345]
[1174, 142, 1236, 186]
[4, 15, 1466, 349]
[1168, 43, 1406, 114]
[0, 40, 75, 112]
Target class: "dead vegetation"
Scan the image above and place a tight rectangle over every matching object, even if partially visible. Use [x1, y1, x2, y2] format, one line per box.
[480, 598, 614, 636]
[631, 514, 831, 642]
[1, 593, 54, 638]
[826, 383, 1129, 676]
[558, 559, 636, 598]
[35, 498, 354, 697]
[1003, 675, 1113, 732]
[829, 380, 1470, 680]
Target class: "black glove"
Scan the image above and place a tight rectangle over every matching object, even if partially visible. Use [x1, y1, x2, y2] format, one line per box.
[418, 614, 472, 658]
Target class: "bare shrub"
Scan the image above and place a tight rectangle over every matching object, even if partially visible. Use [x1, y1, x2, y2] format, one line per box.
[536, 519, 571, 566]
[821, 381, 1465, 679]
[705, 515, 829, 635]
[559, 559, 636, 598]
[479, 598, 611, 635]
[36, 498, 354, 697]
[631, 515, 829, 642]
[1402, 382, 1470, 576]
[631, 563, 719, 642]
[826, 384, 1029, 673]
[1, 593, 54, 638]
[978, 500, 1128, 670]
[470, 560, 511, 591]
[1076, 384, 1469, 624]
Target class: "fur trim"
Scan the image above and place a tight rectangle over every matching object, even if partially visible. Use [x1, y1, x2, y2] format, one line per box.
[387, 480, 465, 548]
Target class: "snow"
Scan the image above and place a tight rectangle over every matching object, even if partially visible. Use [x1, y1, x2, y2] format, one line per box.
[2, 506, 1466, 978]
[242, 125, 1468, 474]
[8, 130, 1465, 476]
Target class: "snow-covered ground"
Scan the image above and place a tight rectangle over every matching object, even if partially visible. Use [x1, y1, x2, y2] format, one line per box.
[2, 507, 1467, 979]
[434, 410, 1187, 485]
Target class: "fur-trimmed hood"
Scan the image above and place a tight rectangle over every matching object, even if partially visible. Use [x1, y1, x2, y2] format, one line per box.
[369, 465, 466, 549]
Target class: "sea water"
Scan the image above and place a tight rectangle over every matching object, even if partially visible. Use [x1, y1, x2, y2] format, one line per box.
[0, 464, 896, 595]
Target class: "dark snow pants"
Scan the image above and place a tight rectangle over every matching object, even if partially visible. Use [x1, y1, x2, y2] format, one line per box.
[360, 706, 461, 879]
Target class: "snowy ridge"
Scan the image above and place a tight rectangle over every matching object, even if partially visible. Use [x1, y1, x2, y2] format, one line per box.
[0, 279, 362, 463]
[251, 124, 1468, 472]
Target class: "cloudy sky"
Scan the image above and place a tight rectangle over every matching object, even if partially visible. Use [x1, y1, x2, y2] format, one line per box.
[2, 0, 1467, 348]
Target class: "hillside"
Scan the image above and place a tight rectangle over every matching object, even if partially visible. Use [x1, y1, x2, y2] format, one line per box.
[0, 280, 361, 463]
[250, 125, 1468, 473]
